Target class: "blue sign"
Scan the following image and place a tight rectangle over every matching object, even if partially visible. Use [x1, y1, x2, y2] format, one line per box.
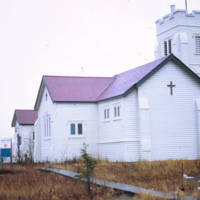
[0, 148, 11, 157]
[0, 139, 11, 158]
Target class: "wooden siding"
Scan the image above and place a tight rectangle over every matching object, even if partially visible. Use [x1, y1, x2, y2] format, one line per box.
[97, 92, 140, 162]
[138, 61, 200, 160]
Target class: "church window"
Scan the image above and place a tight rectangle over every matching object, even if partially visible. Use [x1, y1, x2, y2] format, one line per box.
[114, 105, 120, 118]
[17, 134, 21, 146]
[70, 123, 75, 135]
[44, 114, 51, 137]
[164, 39, 172, 56]
[104, 109, 107, 119]
[104, 108, 110, 119]
[70, 122, 83, 135]
[114, 107, 117, 117]
[164, 41, 168, 56]
[117, 106, 120, 116]
[168, 40, 172, 54]
[78, 123, 83, 135]
[195, 35, 200, 55]
[33, 131, 35, 140]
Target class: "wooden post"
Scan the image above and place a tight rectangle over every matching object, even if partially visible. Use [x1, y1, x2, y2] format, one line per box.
[0, 157, 3, 170]
[10, 139, 13, 170]
[0, 146, 2, 170]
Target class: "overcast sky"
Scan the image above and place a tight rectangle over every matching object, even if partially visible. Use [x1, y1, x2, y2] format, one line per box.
[0, 0, 199, 139]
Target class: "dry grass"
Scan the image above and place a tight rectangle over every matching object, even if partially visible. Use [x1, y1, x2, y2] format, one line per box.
[0, 163, 119, 200]
[50, 159, 200, 197]
[133, 192, 166, 200]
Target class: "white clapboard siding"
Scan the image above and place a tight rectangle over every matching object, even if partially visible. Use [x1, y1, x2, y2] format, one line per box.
[97, 92, 140, 162]
[54, 102, 98, 161]
[37, 86, 99, 162]
[138, 61, 200, 160]
[14, 121, 34, 159]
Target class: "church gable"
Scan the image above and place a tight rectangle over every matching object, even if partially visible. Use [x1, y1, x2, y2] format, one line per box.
[136, 54, 200, 87]
[136, 60, 200, 160]
[121, 54, 200, 98]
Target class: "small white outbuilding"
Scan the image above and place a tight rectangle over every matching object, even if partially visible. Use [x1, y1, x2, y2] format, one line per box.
[11, 110, 37, 160]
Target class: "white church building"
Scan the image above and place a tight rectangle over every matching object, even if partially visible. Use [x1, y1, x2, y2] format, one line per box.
[12, 5, 200, 162]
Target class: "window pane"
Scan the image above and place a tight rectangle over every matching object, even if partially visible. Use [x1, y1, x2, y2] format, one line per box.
[48, 116, 51, 136]
[78, 123, 83, 135]
[70, 123, 75, 135]
[114, 107, 117, 117]
[17, 134, 21, 146]
[104, 109, 106, 119]
[117, 106, 120, 117]
[168, 40, 172, 54]
[195, 36, 200, 54]
[107, 109, 109, 118]
[44, 116, 47, 136]
[164, 41, 168, 56]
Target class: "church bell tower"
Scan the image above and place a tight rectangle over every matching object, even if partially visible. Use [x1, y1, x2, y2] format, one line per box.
[155, 5, 200, 74]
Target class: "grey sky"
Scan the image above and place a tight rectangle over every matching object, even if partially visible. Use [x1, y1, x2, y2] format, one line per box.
[0, 0, 199, 138]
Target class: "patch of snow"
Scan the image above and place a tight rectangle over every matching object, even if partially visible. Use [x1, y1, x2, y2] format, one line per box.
[197, 186, 200, 190]
[183, 174, 193, 179]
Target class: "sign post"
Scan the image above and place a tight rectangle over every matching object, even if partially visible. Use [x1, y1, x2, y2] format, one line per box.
[0, 138, 13, 170]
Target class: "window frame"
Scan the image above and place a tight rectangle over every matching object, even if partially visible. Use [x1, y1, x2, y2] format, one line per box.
[103, 107, 110, 121]
[70, 123, 76, 135]
[194, 35, 200, 55]
[78, 123, 83, 135]
[17, 134, 21, 146]
[44, 113, 51, 137]
[113, 103, 121, 120]
[69, 121, 84, 137]
[163, 39, 172, 56]
[164, 41, 168, 56]
[33, 131, 35, 140]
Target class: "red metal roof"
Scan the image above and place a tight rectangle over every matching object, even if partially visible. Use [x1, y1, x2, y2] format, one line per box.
[98, 56, 167, 100]
[35, 54, 199, 109]
[40, 56, 167, 103]
[43, 75, 114, 102]
[11, 110, 38, 127]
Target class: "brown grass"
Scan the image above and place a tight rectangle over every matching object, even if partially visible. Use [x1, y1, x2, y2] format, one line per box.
[0, 163, 119, 200]
[2, 160, 200, 199]
[50, 159, 200, 197]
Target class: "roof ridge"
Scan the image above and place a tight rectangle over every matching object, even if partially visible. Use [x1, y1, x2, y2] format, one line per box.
[43, 75, 113, 79]
[96, 76, 117, 101]
[15, 109, 36, 112]
[116, 56, 168, 76]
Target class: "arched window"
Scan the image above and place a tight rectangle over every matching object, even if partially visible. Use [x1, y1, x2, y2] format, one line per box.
[44, 114, 51, 137]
